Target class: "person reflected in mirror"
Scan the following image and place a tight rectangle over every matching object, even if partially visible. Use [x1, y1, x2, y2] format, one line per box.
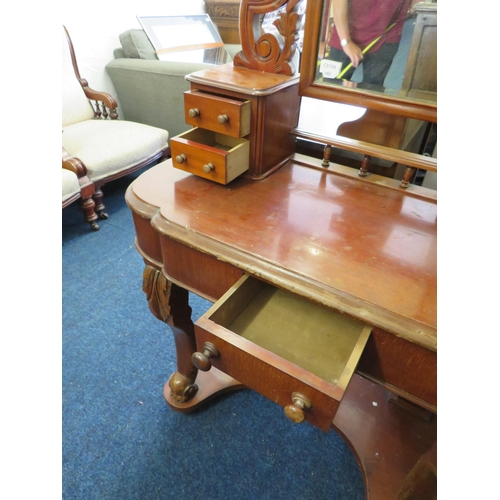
[327, 0, 416, 91]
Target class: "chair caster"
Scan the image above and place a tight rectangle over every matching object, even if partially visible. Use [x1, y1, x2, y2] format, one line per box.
[90, 221, 100, 231]
[98, 211, 108, 220]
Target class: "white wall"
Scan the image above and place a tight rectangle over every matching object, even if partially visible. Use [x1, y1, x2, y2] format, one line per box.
[61, 1, 206, 105]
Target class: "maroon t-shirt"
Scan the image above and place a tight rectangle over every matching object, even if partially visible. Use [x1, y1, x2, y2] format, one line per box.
[330, 0, 410, 52]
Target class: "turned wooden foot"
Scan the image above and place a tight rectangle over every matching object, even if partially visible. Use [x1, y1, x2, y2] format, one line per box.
[93, 187, 108, 219]
[78, 195, 99, 231]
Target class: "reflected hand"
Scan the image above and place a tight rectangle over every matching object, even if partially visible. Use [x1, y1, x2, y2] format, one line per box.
[344, 41, 363, 68]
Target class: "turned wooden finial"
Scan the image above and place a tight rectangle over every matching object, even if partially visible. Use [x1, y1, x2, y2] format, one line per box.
[233, 0, 305, 76]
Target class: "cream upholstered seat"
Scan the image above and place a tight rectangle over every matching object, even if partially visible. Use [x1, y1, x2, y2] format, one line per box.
[62, 25, 169, 229]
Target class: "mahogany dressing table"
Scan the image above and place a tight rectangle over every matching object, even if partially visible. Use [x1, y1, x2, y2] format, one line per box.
[126, 2, 437, 498]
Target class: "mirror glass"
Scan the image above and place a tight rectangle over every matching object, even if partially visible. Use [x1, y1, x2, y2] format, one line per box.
[314, 0, 437, 102]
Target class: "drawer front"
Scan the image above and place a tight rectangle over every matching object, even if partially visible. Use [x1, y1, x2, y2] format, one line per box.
[194, 275, 371, 431]
[184, 90, 251, 138]
[171, 128, 249, 184]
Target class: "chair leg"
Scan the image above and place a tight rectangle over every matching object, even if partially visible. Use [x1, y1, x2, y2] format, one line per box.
[78, 195, 100, 231]
[93, 188, 108, 220]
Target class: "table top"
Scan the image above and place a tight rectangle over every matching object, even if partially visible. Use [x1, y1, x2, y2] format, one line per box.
[130, 158, 437, 350]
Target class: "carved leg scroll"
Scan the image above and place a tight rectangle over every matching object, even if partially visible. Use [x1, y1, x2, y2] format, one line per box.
[142, 265, 199, 404]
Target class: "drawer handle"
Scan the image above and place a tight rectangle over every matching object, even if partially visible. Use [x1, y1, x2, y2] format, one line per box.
[203, 163, 215, 174]
[217, 114, 229, 124]
[176, 154, 187, 164]
[191, 342, 219, 371]
[284, 392, 312, 424]
[188, 108, 200, 118]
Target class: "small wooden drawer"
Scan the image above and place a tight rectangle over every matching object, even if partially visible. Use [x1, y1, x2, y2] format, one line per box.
[171, 128, 249, 184]
[194, 275, 372, 431]
[184, 90, 251, 138]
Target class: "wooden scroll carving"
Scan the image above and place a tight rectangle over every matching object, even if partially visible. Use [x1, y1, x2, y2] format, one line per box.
[143, 265, 172, 323]
[233, 0, 304, 75]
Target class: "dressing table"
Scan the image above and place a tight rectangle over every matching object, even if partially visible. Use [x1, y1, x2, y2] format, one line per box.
[126, 1, 437, 498]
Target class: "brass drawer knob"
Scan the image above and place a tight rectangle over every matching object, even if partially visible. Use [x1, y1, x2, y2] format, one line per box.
[203, 163, 215, 173]
[191, 342, 220, 371]
[284, 392, 312, 424]
[176, 154, 187, 164]
[217, 114, 229, 124]
[188, 108, 200, 118]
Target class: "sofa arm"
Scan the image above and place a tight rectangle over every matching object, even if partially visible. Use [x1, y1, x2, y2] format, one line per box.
[105, 58, 217, 139]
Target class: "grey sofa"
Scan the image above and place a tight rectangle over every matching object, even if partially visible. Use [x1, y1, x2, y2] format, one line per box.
[105, 29, 241, 140]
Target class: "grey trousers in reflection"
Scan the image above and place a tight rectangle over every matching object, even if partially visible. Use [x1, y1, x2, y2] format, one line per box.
[327, 43, 399, 90]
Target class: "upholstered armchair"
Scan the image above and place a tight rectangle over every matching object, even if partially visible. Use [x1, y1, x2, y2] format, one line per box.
[62, 25, 170, 230]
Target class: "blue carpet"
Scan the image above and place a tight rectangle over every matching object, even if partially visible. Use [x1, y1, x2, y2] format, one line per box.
[62, 168, 365, 500]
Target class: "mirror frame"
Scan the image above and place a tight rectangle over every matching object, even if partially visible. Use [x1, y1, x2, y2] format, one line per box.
[298, 0, 437, 122]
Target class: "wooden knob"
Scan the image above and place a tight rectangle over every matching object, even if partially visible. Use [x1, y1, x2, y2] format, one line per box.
[176, 154, 187, 164]
[284, 392, 312, 424]
[191, 342, 219, 371]
[203, 163, 215, 173]
[188, 108, 200, 118]
[217, 114, 229, 124]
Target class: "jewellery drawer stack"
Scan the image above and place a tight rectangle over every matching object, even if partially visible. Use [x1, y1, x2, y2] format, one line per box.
[170, 63, 302, 184]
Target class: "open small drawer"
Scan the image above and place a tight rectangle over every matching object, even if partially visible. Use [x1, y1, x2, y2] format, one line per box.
[171, 127, 249, 184]
[194, 275, 372, 431]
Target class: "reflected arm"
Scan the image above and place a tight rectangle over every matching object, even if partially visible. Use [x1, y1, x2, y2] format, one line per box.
[331, 0, 363, 67]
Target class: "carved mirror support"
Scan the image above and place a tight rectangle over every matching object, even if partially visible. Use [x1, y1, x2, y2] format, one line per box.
[233, 0, 305, 75]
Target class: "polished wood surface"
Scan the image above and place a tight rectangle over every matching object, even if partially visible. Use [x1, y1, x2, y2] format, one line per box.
[131, 160, 436, 348]
[187, 62, 299, 94]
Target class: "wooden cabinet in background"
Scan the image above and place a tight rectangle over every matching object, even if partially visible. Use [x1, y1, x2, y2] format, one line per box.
[400, 3, 437, 102]
[205, 0, 241, 44]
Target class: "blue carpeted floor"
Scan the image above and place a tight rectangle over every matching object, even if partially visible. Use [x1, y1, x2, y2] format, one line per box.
[62, 168, 365, 500]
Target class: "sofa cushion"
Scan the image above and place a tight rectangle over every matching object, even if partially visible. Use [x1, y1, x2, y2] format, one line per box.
[119, 30, 158, 60]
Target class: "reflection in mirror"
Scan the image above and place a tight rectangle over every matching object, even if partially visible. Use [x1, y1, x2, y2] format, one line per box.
[298, 98, 366, 136]
[314, 0, 437, 102]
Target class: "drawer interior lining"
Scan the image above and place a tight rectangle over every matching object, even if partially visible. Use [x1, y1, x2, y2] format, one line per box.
[210, 280, 368, 385]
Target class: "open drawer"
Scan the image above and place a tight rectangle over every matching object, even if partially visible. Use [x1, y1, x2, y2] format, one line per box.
[194, 275, 372, 431]
[171, 127, 249, 184]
